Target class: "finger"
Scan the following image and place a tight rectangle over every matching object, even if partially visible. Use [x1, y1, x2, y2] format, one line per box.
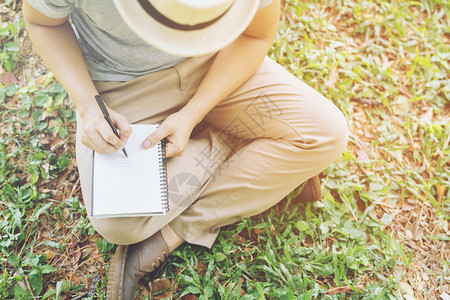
[111, 111, 132, 142]
[82, 128, 117, 154]
[142, 126, 168, 149]
[97, 119, 124, 150]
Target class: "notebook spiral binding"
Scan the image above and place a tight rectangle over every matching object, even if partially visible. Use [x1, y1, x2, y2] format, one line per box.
[158, 138, 169, 213]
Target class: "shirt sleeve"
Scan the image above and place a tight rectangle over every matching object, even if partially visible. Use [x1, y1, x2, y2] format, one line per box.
[26, 0, 75, 18]
[258, 0, 274, 9]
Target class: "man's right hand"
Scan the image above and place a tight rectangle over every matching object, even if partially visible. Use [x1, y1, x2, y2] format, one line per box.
[80, 106, 132, 154]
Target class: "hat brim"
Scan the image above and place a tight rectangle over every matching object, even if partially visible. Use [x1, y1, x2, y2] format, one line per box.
[112, 0, 260, 57]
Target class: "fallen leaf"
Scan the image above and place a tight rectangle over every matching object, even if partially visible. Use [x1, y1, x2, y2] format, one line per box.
[151, 278, 172, 299]
[70, 273, 80, 285]
[183, 294, 197, 300]
[63, 208, 70, 219]
[398, 87, 413, 98]
[328, 66, 338, 89]
[50, 134, 65, 151]
[86, 265, 97, 273]
[73, 244, 82, 268]
[359, 38, 374, 49]
[39, 135, 52, 145]
[419, 108, 433, 125]
[14, 272, 27, 290]
[363, 126, 374, 139]
[435, 184, 445, 203]
[137, 287, 150, 300]
[45, 250, 56, 260]
[35, 75, 47, 86]
[234, 234, 246, 243]
[270, 224, 275, 239]
[405, 229, 414, 240]
[399, 281, 414, 296]
[253, 228, 263, 235]
[42, 163, 50, 173]
[394, 149, 403, 163]
[356, 146, 370, 162]
[0, 72, 18, 85]
[393, 95, 409, 115]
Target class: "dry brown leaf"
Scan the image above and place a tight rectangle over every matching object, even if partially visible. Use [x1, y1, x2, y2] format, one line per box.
[137, 287, 150, 300]
[234, 234, 246, 243]
[45, 250, 56, 260]
[253, 228, 263, 235]
[35, 75, 47, 86]
[73, 245, 81, 268]
[151, 278, 172, 299]
[359, 38, 374, 49]
[419, 108, 433, 125]
[356, 146, 370, 162]
[50, 134, 65, 151]
[42, 163, 50, 173]
[328, 66, 338, 89]
[183, 295, 197, 300]
[393, 95, 409, 115]
[398, 87, 413, 98]
[0, 71, 18, 85]
[399, 281, 414, 296]
[363, 126, 374, 139]
[39, 135, 52, 145]
[86, 265, 97, 273]
[435, 184, 445, 203]
[70, 273, 80, 285]
[270, 224, 275, 239]
[405, 229, 414, 240]
[63, 208, 70, 219]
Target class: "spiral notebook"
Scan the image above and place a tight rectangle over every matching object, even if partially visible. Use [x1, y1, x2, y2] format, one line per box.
[91, 124, 168, 218]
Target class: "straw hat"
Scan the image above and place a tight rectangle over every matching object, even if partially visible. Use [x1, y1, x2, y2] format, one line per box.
[112, 0, 261, 57]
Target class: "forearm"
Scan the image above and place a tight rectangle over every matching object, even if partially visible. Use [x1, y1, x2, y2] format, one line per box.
[180, 0, 280, 126]
[25, 18, 99, 118]
[181, 35, 272, 125]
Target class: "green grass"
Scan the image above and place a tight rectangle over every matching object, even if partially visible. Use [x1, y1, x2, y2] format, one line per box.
[1, 0, 449, 299]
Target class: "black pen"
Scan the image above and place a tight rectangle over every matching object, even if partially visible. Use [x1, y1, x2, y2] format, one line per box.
[95, 95, 128, 158]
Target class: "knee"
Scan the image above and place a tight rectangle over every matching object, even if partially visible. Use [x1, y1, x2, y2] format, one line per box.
[321, 105, 349, 158]
[90, 218, 146, 245]
[291, 99, 348, 163]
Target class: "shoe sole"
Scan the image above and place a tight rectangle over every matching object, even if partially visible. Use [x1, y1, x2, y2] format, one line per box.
[106, 245, 128, 300]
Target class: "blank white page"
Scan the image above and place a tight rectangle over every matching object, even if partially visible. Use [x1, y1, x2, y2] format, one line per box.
[92, 124, 167, 218]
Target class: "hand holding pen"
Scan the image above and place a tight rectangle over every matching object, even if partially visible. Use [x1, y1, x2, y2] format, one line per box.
[95, 95, 129, 158]
[79, 95, 132, 156]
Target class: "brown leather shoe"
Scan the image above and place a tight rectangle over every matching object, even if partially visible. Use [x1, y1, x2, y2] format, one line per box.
[291, 175, 322, 203]
[106, 231, 169, 300]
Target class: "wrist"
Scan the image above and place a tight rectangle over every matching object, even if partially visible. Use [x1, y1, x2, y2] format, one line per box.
[68, 89, 101, 119]
[78, 101, 103, 121]
[179, 101, 208, 127]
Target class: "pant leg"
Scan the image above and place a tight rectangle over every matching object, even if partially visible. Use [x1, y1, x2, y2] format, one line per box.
[169, 56, 349, 248]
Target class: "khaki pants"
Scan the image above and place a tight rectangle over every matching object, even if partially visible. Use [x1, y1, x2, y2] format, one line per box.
[76, 54, 348, 248]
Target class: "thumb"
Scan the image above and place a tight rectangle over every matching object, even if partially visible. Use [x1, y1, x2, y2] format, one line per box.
[142, 126, 167, 149]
